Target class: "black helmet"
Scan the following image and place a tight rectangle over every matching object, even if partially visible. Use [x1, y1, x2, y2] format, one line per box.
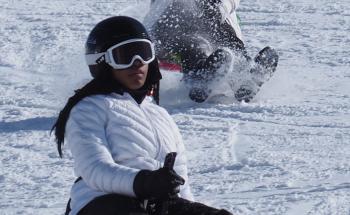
[85, 16, 152, 78]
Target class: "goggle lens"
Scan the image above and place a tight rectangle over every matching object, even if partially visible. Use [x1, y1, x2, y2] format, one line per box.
[111, 41, 154, 65]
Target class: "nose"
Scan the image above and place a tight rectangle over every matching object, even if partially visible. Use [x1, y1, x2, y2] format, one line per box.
[131, 59, 144, 68]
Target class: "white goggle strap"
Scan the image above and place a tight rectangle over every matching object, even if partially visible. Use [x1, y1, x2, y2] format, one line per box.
[85, 52, 111, 66]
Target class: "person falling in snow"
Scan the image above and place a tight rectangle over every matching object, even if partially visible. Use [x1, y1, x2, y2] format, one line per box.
[145, 0, 279, 103]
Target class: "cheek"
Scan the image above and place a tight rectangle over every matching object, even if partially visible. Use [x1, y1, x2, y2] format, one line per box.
[143, 64, 149, 71]
[112, 70, 127, 82]
[112, 71, 121, 80]
[112, 71, 118, 79]
[142, 65, 149, 76]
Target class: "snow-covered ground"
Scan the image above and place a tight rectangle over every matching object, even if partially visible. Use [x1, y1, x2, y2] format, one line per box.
[1, 0, 349, 214]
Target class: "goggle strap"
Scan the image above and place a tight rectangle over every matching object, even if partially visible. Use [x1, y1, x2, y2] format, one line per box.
[85, 53, 106, 65]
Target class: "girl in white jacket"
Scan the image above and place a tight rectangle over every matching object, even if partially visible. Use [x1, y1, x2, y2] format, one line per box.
[52, 16, 233, 215]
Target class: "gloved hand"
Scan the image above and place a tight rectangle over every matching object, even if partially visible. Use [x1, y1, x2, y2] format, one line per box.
[133, 167, 185, 200]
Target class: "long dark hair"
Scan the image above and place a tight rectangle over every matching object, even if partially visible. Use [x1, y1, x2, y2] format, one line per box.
[51, 60, 161, 158]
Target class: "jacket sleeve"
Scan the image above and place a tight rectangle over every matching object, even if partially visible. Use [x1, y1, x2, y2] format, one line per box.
[228, 0, 240, 10]
[176, 142, 195, 201]
[66, 97, 140, 197]
[221, 0, 240, 14]
[233, 0, 240, 9]
[221, 0, 243, 40]
[166, 116, 195, 201]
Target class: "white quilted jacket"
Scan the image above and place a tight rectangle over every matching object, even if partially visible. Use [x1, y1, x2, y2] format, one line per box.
[65, 92, 194, 215]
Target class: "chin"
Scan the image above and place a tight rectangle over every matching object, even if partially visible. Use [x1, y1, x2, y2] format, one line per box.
[129, 82, 146, 90]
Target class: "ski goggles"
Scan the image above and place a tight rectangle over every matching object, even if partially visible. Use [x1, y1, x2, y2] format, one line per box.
[85, 39, 155, 69]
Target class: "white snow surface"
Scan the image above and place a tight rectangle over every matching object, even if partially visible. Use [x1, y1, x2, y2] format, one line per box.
[1, 0, 350, 214]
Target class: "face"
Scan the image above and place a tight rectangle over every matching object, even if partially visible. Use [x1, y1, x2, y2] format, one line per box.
[112, 60, 149, 90]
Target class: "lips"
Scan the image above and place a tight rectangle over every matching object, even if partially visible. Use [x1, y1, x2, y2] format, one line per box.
[128, 70, 145, 77]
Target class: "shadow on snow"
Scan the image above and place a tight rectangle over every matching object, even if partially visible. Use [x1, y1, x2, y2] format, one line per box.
[0, 117, 56, 133]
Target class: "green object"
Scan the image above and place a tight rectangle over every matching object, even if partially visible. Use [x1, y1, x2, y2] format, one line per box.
[169, 53, 182, 64]
[237, 14, 241, 26]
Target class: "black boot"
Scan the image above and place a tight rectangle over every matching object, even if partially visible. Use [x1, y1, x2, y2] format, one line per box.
[189, 87, 210, 103]
[234, 84, 255, 102]
[188, 49, 233, 103]
[235, 47, 279, 102]
[254, 46, 278, 74]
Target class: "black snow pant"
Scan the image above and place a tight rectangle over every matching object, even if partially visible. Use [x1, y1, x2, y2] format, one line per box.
[76, 194, 232, 215]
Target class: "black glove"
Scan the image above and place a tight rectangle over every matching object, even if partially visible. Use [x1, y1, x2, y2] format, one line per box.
[133, 167, 185, 200]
